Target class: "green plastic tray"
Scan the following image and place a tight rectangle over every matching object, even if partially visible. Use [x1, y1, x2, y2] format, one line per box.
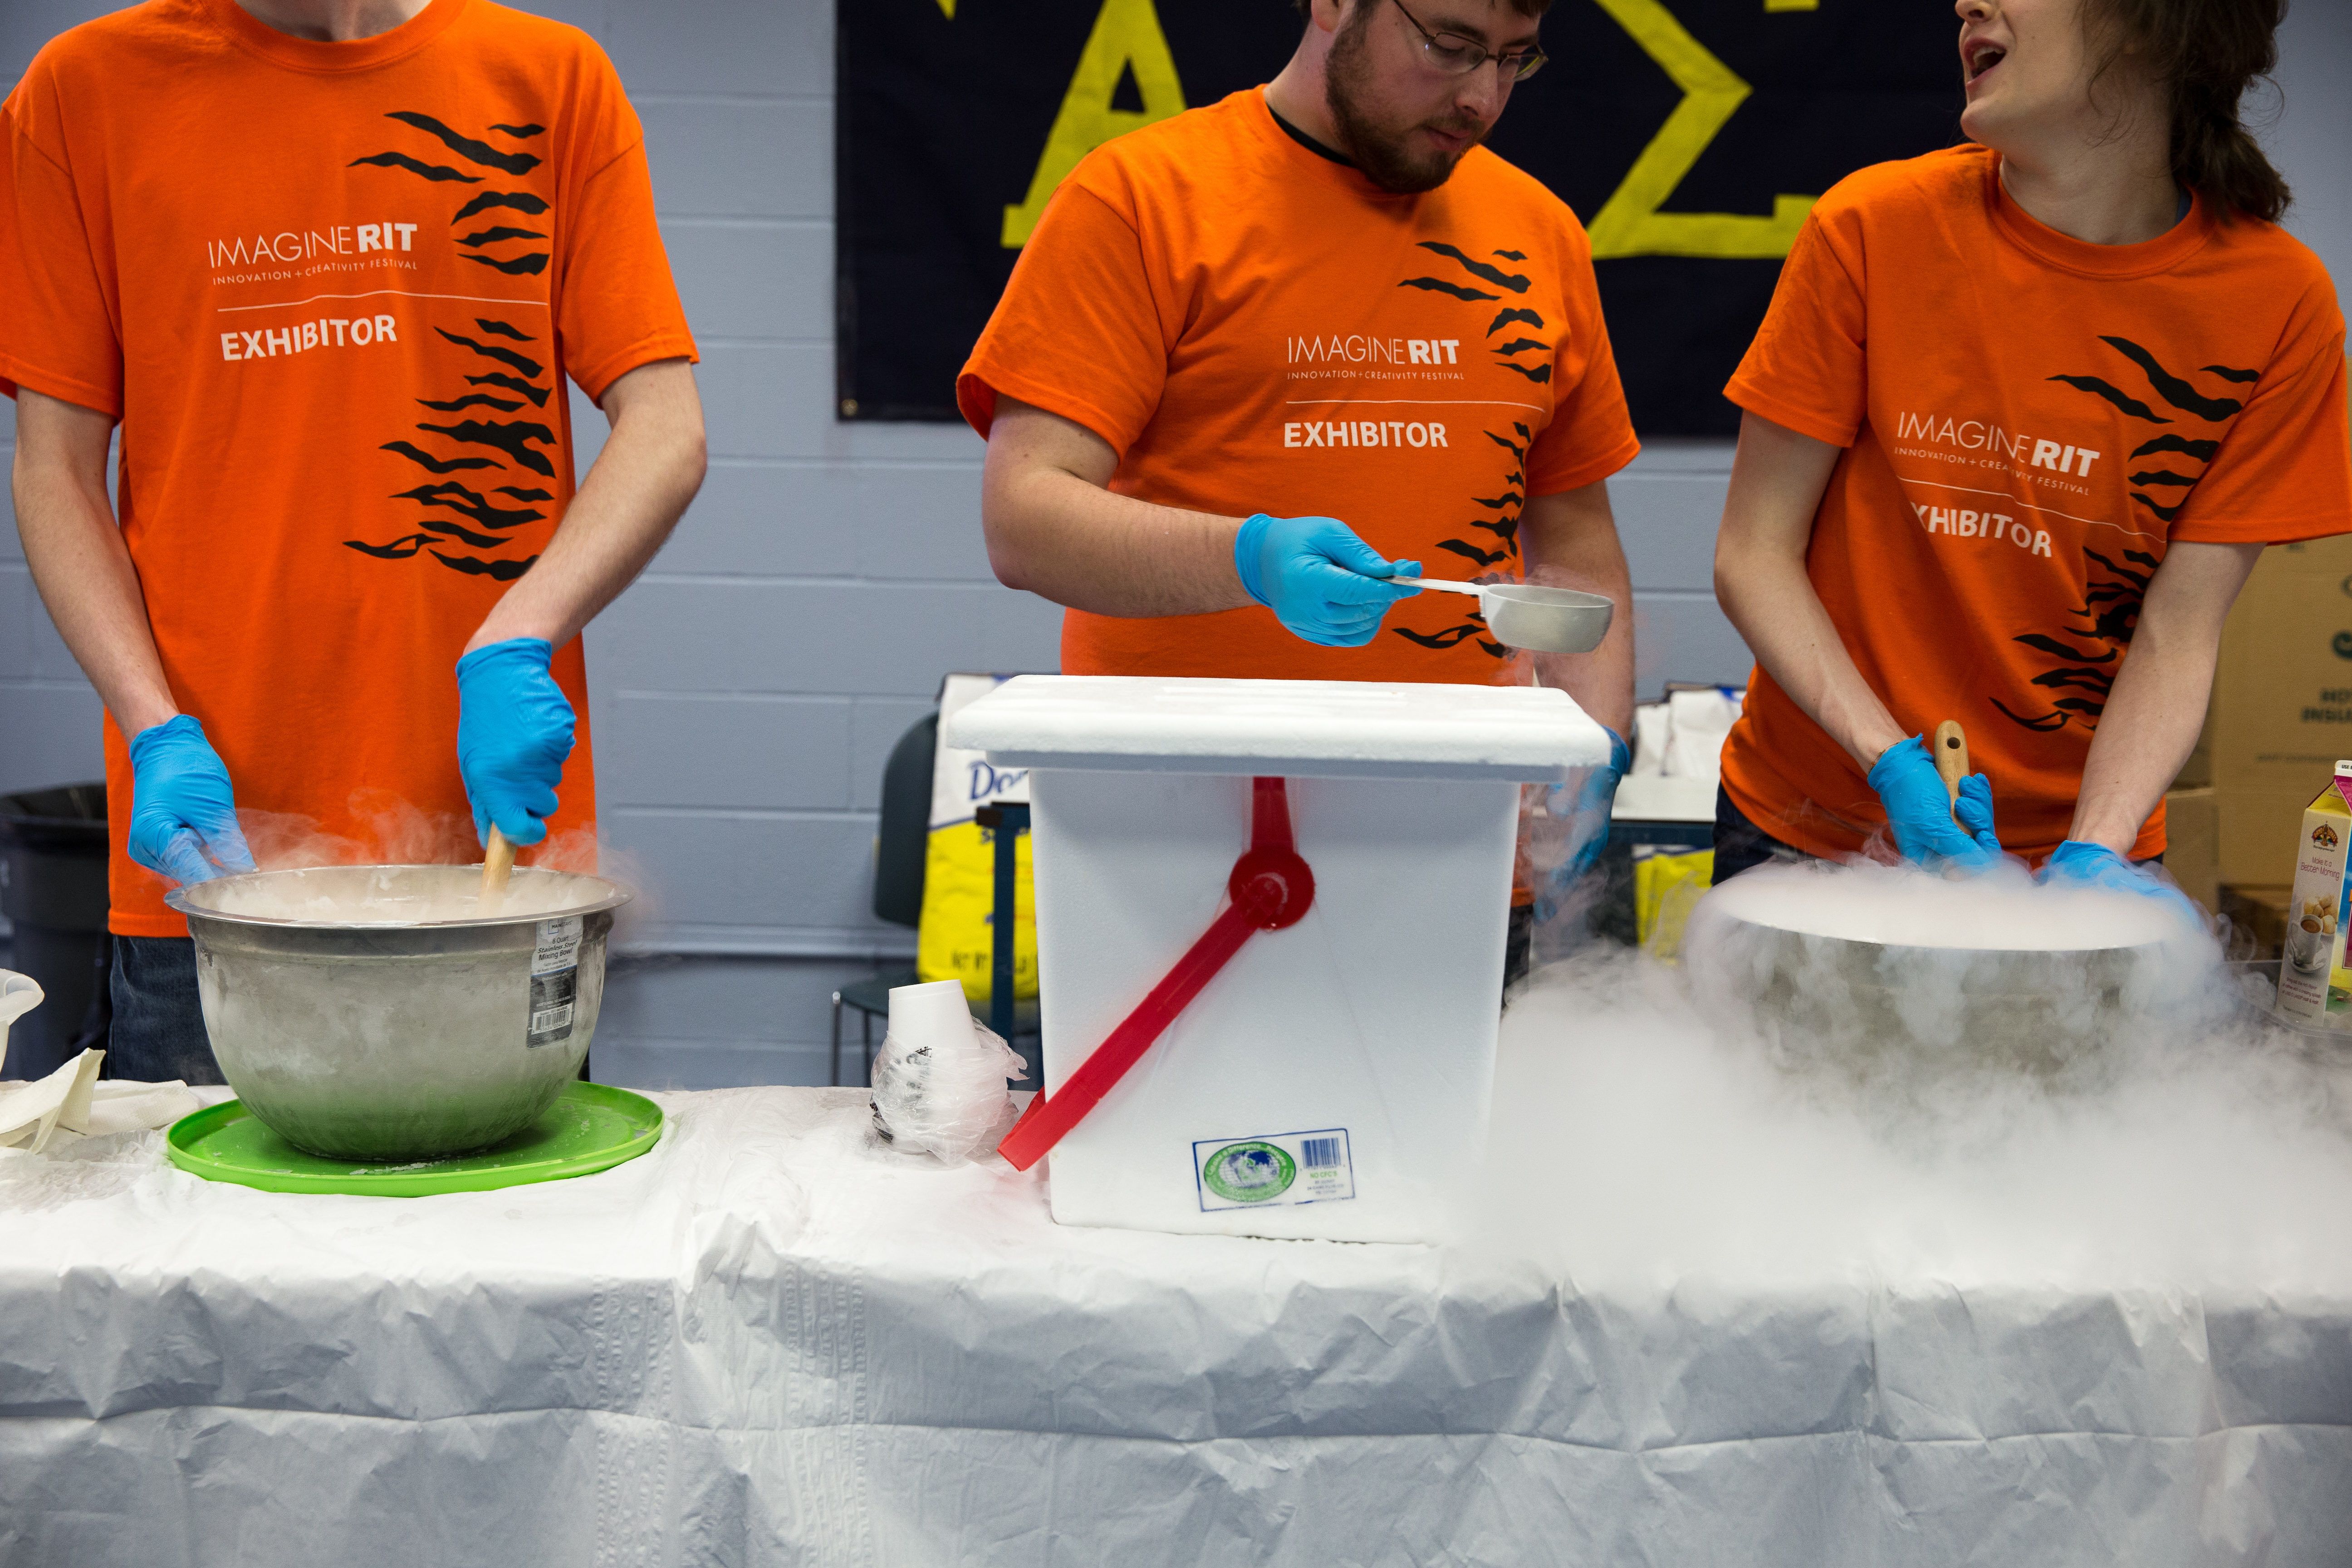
[165, 1081, 663, 1196]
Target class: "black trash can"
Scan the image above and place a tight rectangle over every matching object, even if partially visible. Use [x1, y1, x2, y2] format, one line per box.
[0, 783, 109, 1080]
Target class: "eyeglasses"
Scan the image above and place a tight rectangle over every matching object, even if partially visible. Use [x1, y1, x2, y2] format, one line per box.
[1389, 0, 1548, 82]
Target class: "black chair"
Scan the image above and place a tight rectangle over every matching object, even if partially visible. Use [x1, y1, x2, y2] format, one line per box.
[829, 712, 1040, 1085]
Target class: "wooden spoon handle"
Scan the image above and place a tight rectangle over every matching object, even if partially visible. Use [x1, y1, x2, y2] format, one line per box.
[482, 825, 515, 906]
[1401, 576, 1484, 595]
[1933, 720, 1970, 804]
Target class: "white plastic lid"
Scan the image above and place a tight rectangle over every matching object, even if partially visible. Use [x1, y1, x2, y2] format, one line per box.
[1701, 861, 2180, 952]
[944, 675, 1613, 780]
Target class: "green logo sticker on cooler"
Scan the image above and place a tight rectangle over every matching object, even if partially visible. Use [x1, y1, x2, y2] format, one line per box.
[1195, 1128, 1354, 1211]
[528, 916, 582, 1048]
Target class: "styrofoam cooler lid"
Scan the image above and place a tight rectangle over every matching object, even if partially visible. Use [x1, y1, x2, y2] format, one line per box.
[943, 676, 1613, 780]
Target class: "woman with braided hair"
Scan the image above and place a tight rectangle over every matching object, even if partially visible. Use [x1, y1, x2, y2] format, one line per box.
[1707, 0, 2346, 905]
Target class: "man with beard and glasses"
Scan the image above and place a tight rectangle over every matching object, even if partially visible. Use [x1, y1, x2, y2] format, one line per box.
[960, 0, 1641, 978]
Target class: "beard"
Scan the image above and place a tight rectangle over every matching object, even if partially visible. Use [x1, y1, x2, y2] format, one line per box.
[1323, 6, 1486, 194]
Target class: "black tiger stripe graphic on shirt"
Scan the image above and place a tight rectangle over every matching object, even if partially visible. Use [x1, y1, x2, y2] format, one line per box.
[1994, 332, 2260, 737]
[434, 328, 543, 379]
[451, 189, 549, 222]
[1415, 241, 1529, 294]
[385, 111, 542, 176]
[341, 115, 559, 578]
[348, 150, 480, 184]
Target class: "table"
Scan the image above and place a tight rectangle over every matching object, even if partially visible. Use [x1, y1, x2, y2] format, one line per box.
[1609, 770, 1718, 851]
[5, 1063, 2350, 1566]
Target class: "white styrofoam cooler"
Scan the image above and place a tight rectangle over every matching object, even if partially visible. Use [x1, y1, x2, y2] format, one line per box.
[946, 676, 1610, 1242]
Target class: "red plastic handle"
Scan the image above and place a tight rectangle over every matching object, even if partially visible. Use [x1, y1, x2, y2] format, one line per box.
[997, 777, 1312, 1172]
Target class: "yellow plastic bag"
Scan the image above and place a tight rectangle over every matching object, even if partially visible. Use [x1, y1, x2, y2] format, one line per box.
[914, 675, 1038, 1003]
[1634, 847, 1714, 963]
[916, 818, 1036, 1002]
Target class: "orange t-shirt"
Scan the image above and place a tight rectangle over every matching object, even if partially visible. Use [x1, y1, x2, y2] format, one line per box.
[958, 88, 1640, 684]
[0, 0, 697, 936]
[1721, 146, 2352, 863]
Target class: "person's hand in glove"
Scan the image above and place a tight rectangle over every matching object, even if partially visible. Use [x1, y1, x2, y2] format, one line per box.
[127, 715, 257, 887]
[456, 637, 577, 848]
[1867, 735, 2003, 869]
[2038, 840, 2203, 925]
[1534, 726, 1631, 923]
[1234, 513, 1423, 647]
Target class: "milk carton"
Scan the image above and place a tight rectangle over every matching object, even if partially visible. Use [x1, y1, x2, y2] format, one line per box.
[2274, 760, 2352, 1027]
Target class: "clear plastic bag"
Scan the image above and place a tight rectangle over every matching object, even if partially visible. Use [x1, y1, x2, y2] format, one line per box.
[869, 1012, 1028, 1166]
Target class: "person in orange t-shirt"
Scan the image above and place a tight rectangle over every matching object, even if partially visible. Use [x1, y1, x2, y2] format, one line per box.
[1711, 0, 2350, 899]
[1, 0, 706, 1081]
[961, 0, 1642, 975]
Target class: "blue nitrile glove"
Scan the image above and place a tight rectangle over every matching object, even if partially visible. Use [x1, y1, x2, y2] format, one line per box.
[455, 637, 576, 848]
[2038, 840, 2203, 924]
[1535, 726, 1631, 921]
[1866, 735, 2002, 869]
[1234, 513, 1424, 648]
[1953, 772, 1998, 847]
[127, 715, 257, 887]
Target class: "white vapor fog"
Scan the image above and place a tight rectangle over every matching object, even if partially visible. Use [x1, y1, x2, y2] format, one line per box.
[1477, 862, 2352, 1295]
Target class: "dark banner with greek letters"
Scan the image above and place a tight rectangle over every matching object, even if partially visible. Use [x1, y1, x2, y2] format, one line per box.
[837, 0, 1960, 435]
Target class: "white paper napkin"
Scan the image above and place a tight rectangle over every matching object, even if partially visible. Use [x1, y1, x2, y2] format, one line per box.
[0, 1048, 106, 1156]
[0, 1054, 204, 1157]
[82, 1078, 204, 1137]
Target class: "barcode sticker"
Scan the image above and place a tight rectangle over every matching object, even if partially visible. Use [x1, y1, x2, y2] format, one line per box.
[1194, 1128, 1354, 1212]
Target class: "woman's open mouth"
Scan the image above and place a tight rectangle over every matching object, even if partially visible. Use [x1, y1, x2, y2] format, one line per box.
[1965, 40, 2008, 85]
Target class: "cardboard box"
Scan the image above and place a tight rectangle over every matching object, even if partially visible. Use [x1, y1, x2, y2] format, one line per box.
[2174, 705, 2213, 790]
[2211, 534, 2352, 884]
[2161, 786, 2217, 916]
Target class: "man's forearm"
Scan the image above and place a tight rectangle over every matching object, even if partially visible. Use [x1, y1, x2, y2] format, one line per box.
[986, 468, 1251, 618]
[466, 358, 706, 654]
[12, 391, 178, 736]
[981, 400, 1253, 617]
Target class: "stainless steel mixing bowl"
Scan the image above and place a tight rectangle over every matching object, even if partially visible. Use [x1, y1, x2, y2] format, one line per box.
[1689, 915, 2162, 1086]
[168, 865, 631, 1160]
[1679, 865, 2206, 1093]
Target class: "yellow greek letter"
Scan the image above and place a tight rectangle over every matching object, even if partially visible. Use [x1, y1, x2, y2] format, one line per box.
[1585, 0, 1815, 260]
[1001, 0, 1186, 248]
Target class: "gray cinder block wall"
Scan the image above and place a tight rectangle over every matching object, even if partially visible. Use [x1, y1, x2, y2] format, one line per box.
[4, 0, 2348, 1086]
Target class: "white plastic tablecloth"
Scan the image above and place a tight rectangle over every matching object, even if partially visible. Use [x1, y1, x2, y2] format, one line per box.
[3, 1084, 2349, 1565]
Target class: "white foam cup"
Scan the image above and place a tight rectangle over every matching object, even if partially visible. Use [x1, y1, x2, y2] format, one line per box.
[887, 978, 972, 1050]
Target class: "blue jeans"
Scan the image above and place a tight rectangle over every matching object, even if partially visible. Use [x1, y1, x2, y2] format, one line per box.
[110, 935, 222, 1084]
[1711, 786, 1807, 885]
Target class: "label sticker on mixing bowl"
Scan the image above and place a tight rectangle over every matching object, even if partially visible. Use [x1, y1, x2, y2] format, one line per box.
[528, 916, 582, 1048]
[1194, 1128, 1354, 1211]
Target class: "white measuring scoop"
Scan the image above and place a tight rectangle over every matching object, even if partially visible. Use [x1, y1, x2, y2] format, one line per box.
[1404, 577, 1615, 654]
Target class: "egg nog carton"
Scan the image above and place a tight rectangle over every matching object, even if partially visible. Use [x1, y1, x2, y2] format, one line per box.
[2274, 760, 2352, 1026]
